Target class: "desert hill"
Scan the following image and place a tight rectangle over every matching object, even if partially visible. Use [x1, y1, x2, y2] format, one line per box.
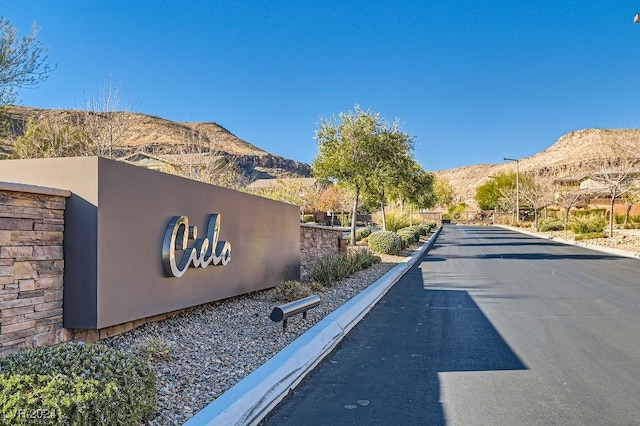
[436, 129, 640, 207]
[0, 105, 311, 181]
[2, 106, 639, 201]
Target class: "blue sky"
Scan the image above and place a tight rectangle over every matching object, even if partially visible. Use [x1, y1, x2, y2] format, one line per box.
[3, 1, 640, 171]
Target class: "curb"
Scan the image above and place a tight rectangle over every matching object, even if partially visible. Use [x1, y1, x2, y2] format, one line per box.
[184, 226, 442, 426]
[495, 225, 640, 260]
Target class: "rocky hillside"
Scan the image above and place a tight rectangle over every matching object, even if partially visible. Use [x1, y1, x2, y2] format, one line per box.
[436, 129, 640, 207]
[0, 105, 311, 181]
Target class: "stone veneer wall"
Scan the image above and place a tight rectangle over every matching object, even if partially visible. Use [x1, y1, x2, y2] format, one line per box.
[300, 224, 346, 279]
[0, 182, 71, 356]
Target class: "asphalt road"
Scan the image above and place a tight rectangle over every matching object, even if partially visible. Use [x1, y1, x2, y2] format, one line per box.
[261, 225, 640, 426]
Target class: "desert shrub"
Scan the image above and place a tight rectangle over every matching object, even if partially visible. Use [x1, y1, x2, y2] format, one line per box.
[545, 209, 561, 219]
[307, 250, 380, 287]
[537, 218, 563, 232]
[572, 208, 607, 218]
[574, 232, 608, 241]
[355, 227, 372, 241]
[614, 213, 626, 225]
[301, 214, 314, 223]
[349, 249, 381, 271]
[273, 280, 313, 302]
[382, 212, 410, 232]
[368, 231, 402, 255]
[0, 342, 156, 426]
[307, 253, 354, 286]
[569, 213, 606, 234]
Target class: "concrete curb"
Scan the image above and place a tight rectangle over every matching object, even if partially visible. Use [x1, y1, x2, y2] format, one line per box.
[495, 225, 640, 260]
[184, 226, 442, 426]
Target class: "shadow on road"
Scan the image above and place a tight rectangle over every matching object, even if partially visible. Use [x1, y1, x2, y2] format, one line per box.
[262, 248, 527, 425]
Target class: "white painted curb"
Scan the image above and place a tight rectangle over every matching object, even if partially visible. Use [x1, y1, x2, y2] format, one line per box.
[496, 225, 640, 260]
[184, 227, 442, 426]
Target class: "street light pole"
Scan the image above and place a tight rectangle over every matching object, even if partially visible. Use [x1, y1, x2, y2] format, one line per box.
[504, 157, 520, 223]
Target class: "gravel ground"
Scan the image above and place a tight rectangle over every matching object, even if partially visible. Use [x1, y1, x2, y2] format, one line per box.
[532, 229, 640, 254]
[104, 245, 419, 425]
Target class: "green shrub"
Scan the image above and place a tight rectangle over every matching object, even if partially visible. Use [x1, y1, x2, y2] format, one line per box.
[368, 231, 402, 255]
[349, 249, 381, 271]
[0, 342, 156, 426]
[355, 227, 372, 241]
[301, 214, 314, 223]
[614, 213, 626, 225]
[307, 250, 380, 287]
[308, 253, 354, 286]
[273, 280, 313, 302]
[572, 208, 607, 218]
[537, 218, 563, 232]
[569, 213, 606, 234]
[398, 227, 420, 242]
[397, 232, 413, 249]
[574, 232, 608, 241]
[383, 212, 410, 232]
[416, 224, 430, 236]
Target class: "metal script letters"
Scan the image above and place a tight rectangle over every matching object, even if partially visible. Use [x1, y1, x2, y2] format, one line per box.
[162, 214, 231, 277]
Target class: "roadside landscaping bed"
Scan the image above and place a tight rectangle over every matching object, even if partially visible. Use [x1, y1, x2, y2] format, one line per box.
[103, 238, 426, 425]
[527, 229, 640, 255]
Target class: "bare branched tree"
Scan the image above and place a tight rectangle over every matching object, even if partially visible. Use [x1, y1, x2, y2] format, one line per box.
[498, 187, 518, 224]
[166, 128, 246, 189]
[82, 78, 131, 158]
[554, 188, 590, 230]
[589, 138, 638, 236]
[521, 178, 553, 230]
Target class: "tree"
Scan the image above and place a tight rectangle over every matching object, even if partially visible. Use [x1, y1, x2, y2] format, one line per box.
[554, 188, 590, 230]
[0, 18, 53, 107]
[316, 184, 353, 226]
[314, 106, 414, 244]
[621, 183, 640, 226]
[589, 139, 637, 237]
[521, 178, 553, 230]
[363, 131, 416, 231]
[167, 127, 246, 189]
[390, 161, 435, 225]
[475, 172, 518, 210]
[433, 176, 455, 209]
[82, 77, 131, 158]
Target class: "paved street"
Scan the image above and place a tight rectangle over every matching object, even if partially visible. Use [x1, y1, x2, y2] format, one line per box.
[262, 226, 640, 425]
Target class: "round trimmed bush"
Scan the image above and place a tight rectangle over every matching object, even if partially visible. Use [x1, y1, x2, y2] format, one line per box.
[415, 224, 429, 236]
[368, 231, 402, 255]
[397, 232, 413, 249]
[399, 227, 420, 242]
[0, 342, 157, 425]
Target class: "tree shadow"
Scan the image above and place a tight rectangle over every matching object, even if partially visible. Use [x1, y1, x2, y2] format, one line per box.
[262, 257, 527, 426]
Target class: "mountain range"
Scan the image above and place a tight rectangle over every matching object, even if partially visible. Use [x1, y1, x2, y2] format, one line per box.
[1, 106, 639, 204]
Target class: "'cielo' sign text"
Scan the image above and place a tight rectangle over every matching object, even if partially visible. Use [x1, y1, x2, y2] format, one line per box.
[162, 214, 231, 278]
